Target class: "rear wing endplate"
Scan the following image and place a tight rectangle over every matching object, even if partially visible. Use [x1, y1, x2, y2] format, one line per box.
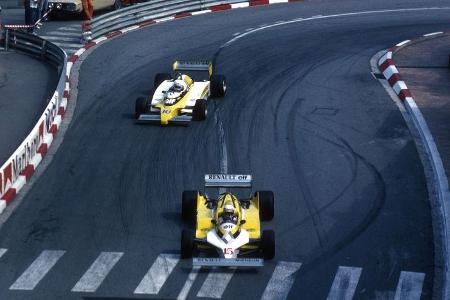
[173, 60, 213, 77]
[205, 174, 252, 188]
[192, 257, 263, 267]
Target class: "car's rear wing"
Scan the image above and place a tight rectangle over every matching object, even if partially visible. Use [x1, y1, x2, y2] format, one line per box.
[173, 60, 213, 77]
[204, 174, 252, 188]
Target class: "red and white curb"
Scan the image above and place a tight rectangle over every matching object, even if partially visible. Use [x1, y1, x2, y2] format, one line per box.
[378, 31, 450, 300]
[378, 31, 445, 101]
[0, 68, 71, 213]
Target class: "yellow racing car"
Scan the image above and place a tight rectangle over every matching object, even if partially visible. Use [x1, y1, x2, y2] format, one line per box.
[135, 61, 226, 125]
[181, 174, 275, 267]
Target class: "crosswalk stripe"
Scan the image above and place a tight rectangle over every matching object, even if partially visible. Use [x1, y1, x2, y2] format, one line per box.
[134, 253, 180, 294]
[43, 31, 81, 37]
[0, 248, 7, 258]
[261, 261, 302, 300]
[9, 250, 65, 290]
[197, 267, 235, 299]
[71, 252, 123, 292]
[40, 36, 81, 42]
[177, 266, 200, 300]
[51, 42, 83, 48]
[327, 266, 362, 300]
[394, 271, 425, 300]
[57, 26, 81, 32]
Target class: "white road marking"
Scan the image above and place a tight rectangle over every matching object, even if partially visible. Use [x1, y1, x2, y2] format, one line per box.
[261, 261, 302, 300]
[327, 266, 362, 300]
[197, 267, 235, 299]
[177, 266, 200, 300]
[423, 31, 443, 37]
[72, 252, 123, 292]
[58, 26, 82, 32]
[394, 271, 425, 300]
[222, 7, 450, 48]
[40, 36, 81, 42]
[42, 31, 81, 37]
[396, 40, 411, 47]
[10, 250, 65, 290]
[232, 32, 241, 36]
[52, 42, 83, 48]
[134, 253, 180, 294]
[0, 248, 7, 258]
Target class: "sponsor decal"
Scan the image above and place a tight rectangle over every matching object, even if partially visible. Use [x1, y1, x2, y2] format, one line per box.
[223, 248, 234, 255]
[162, 109, 172, 114]
[207, 174, 250, 181]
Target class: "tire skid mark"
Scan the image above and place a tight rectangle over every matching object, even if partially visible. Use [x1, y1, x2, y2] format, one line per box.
[295, 119, 386, 276]
[286, 98, 329, 249]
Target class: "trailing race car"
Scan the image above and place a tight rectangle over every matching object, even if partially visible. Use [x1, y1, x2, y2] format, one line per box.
[181, 174, 275, 267]
[135, 61, 226, 125]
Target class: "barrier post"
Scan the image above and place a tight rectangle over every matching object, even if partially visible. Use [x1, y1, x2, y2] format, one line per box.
[41, 39, 47, 59]
[5, 29, 9, 51]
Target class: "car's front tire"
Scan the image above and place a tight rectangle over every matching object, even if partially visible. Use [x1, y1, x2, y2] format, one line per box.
[256, 191, 274, 221]
[181, 229, 195, 258]
[182, 190, 198, 223]
[210, 74, 226, 97]
[135, 97, 148, 119]
[192, 99, 207, 121]
[154, 73, 172, 89]
[262, 230, 275, 260]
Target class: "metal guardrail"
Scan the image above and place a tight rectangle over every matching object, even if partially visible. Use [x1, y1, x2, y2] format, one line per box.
[0, 28, 67, 207]
[1, 28, 66, 70]
[83, 0, 247, 41]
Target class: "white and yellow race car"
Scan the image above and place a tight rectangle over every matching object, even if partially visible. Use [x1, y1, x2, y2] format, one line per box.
[181, 174, 275, 267]
[135, 61, 226, 125]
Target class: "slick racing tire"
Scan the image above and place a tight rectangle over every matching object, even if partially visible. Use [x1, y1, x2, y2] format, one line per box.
[210, 74, 226, 97]
[192, 99, 207, 121]
[257, 191, 274, 221]
[181, 229, 195, 259]
[154, 73, 172, 88]
[135, 97, 148, 119]
[182, 191, 198, 223]
[262, 230, 275, 260]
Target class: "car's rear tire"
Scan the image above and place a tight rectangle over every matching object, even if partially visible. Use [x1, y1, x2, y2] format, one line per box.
[182, 191, 198, 223]
[257, 191, 274, 221]
[181, 229, 195, 259]
[192, 99, 207, 121]
[210, 74, 226, 97]
[135, 97, 148, 119]
[154, 73, 172, 89]
[262, 230, 275, 260]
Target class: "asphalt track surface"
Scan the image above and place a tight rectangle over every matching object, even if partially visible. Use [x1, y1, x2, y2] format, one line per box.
[0, 52, 57, 163]
[1, 0, 450, 299]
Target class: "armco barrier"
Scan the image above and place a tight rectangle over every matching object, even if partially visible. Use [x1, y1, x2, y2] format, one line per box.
[0, 29, 68, 213]
[83, 0, 300, 41]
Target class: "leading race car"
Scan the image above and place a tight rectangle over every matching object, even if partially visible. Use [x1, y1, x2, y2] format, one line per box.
[181, 174, 275, 267]
[135, 61, 226, 125]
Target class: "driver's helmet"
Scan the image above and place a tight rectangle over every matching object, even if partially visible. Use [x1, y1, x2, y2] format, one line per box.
[221, 201, 237, 224]
[169, 82, 184, 93]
